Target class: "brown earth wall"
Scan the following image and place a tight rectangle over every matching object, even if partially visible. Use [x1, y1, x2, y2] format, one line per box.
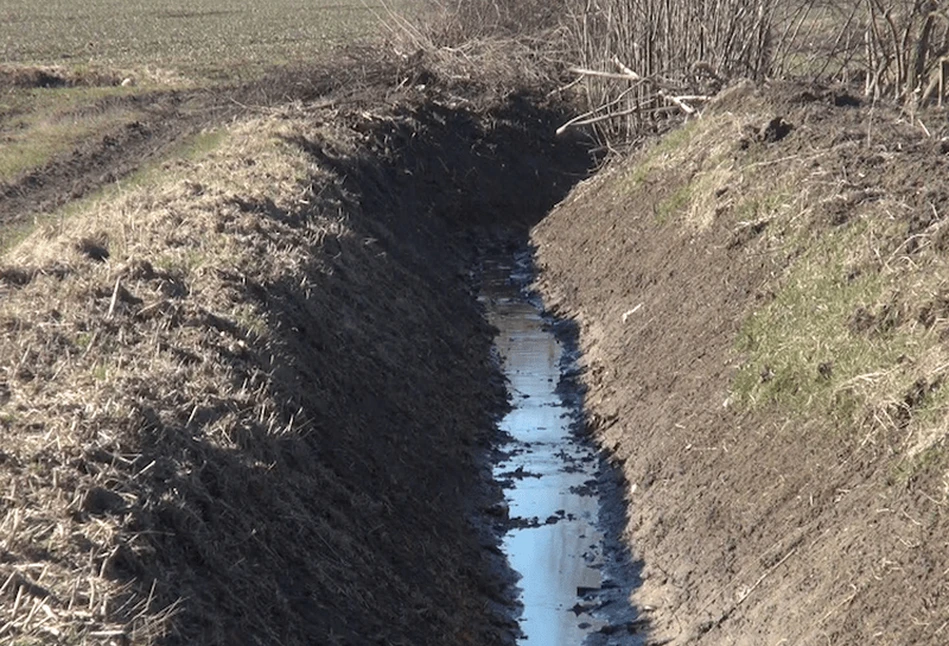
[533, 82, 949, 645]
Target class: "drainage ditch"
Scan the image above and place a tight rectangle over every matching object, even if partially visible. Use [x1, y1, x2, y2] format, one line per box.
[479, 248, 646, 645]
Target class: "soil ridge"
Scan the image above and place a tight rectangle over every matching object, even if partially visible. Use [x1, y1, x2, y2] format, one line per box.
[534, 81, 949, 645]
[0, 55, 590, 644]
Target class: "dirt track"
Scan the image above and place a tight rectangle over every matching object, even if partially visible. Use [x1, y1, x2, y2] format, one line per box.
[0, 51, 397, 227]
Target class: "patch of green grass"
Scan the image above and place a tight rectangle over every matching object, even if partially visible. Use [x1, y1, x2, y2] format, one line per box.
[74, 331, 95, 351]
[178, 129, 228, 160]
[0, 115, 126, 183]
[732, 220, 920, 424]
[91, 362, 109, 381]
[0, 218, 54, 257]
[733, 190, 788, 223]
[621, 161, 652, 193]
[234, 304, 269, 340]
[16, 84, 141, 112]
[891, 441, 948, 484]
[652, 120, 699, 156]
[157, 248, 207, 275]
[619, 120, 700, 194]
[655, 184, 692, 222]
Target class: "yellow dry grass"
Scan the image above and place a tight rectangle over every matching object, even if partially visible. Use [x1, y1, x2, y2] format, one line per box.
[0, 103, 349, 642]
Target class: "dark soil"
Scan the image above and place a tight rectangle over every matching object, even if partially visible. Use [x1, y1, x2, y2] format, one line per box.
[533, 81, 949, 645]
[0, 48, 592, 645]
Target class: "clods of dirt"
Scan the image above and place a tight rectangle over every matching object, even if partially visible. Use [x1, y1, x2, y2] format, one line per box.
[534, 79, 949, 645]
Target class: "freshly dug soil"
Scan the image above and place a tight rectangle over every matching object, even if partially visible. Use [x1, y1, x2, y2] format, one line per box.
[534, 81, 949, 644]
[0, 51, 590, 644]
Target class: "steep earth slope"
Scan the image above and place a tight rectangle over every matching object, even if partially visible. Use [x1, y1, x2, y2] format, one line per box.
[0, 56, 589, 645]
[535, 82, 949, 645]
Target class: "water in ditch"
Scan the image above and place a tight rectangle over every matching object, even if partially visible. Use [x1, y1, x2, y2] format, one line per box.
[479, 248, 644, 646]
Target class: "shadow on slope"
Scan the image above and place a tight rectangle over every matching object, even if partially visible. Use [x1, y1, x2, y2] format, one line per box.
[0, 68, 595, 645]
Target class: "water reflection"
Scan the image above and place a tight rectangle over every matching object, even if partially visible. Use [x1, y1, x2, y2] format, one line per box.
[482, 258, 609, 645]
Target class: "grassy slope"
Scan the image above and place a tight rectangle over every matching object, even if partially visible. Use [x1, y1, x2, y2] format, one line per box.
[0, 93, 503, 645]
[0, 40, 590, 641]
[534, 82, 949, 644]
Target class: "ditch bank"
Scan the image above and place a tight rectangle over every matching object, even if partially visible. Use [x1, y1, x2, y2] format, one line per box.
[534, 81, 949, 645]
[0, 53, 590, 645]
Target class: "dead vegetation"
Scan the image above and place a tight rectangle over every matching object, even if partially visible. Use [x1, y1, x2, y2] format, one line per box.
[0, 44, 591, 643]
[555, 0, 949, 145]
[561, 0, 771, 143]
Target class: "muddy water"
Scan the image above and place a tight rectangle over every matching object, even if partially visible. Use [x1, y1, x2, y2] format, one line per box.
[480, 250, 644, 646]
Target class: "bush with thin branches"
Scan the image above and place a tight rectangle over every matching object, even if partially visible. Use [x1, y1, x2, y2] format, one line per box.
[562, 0, 777, 143]
[557, 0, 949, 144]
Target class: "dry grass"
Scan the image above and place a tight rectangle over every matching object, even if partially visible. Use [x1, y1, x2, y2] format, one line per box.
[375, 0, 570, 97]
[0, 42, 586, 640]
[0, 112, 309, 644]
[0, 98, 485, 643]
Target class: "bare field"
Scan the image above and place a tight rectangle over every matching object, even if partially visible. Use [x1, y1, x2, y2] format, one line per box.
[0, 0, 389, 81]
[0, 0, 412, 236]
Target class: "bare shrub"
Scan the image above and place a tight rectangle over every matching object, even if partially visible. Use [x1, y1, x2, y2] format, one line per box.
[771, 1, 949, 106]
[769, 1, 868, 82]
[861, 0, 949, 105]
[562, 0, 776, 144]
[376, 0, 573, 97]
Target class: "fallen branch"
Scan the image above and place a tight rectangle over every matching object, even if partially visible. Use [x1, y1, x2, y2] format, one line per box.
[107, 277, 122, 320]
[560, 57, 707, 132]
[556, 93, 709, 134]
[567, 66, 646, 82]
[554, 86, 642, 135]
[556, 100, 657, 135]
[658, 91, 710, 115]
[612, 56, 640, 78]
[735, 547, 798, 606]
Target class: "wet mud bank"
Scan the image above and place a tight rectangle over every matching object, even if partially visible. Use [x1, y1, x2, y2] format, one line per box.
[0, 60, 593, 645]
[479, 249, 644, 645]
